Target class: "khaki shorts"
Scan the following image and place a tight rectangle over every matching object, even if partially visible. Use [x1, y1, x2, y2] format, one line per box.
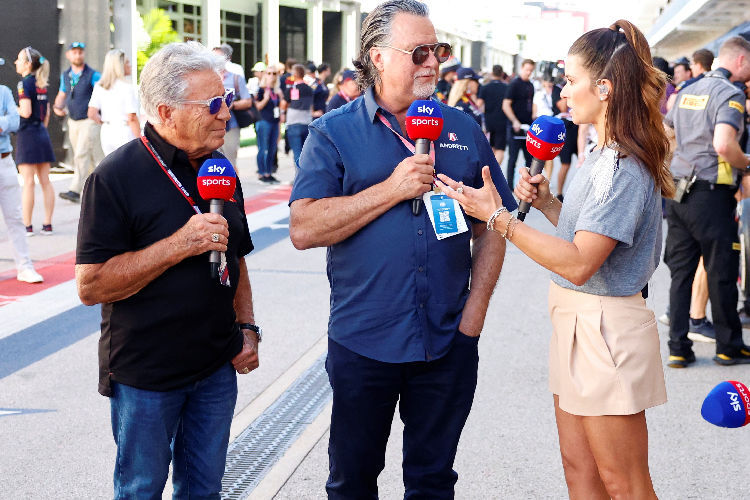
[548, 281, 667, 416]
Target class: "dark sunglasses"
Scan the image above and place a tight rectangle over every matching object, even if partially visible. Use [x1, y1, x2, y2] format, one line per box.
[69, 42, 85, 49]
[378, 42, 452, 65]
[180, 89, 235, 114]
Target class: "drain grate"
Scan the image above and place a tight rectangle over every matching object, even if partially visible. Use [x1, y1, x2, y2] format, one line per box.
[221, 354, 332, 499]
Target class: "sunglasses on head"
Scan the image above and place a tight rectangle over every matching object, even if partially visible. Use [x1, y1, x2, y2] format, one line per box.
[70, 42, 85, 49]
[180, 89, 235, 114]
[378, 42, 452, 65]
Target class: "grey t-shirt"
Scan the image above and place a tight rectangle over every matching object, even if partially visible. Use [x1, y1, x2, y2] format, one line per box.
[551, 147, 662, 296]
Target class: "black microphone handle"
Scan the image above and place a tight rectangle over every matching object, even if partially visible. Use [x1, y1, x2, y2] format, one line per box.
[209, 198, 225, 279]
[412, 138, 431, 216]
[516, 157, 546, 222]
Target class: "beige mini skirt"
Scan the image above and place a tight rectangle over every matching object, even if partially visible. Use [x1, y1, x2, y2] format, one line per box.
[548, 281, 667, 416]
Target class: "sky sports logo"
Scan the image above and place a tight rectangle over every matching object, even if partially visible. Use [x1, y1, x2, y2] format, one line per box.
[408, 117, 441, 127]
[200, 178, 233, 186]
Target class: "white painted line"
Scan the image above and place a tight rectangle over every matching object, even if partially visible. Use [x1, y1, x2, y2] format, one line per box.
[245, 201, 290, 234]
[1, 200, 292, 340]
[247, 401, 332, 500]
[0, 410, 23, 417]
[229, 334, 327, 441]
[0, 280, 81, 340]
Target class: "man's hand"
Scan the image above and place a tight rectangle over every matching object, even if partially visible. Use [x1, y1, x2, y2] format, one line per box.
[512, 120, 521, 133]
[171, 213, 229, 259]
[386, 153, 434, 202]
[53, 105, 66, 117]
[232, 331, 259, 374]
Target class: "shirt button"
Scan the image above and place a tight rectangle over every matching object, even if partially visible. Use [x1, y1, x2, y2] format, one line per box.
[418, 266, 424, 272]
[417, 229, 423, 235]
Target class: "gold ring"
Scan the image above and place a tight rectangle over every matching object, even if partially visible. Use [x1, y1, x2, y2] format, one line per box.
[211, 233, 220, 243]
[242, 367, 249, 374]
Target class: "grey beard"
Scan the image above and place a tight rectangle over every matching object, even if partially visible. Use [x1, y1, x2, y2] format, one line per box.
[413, 81, 436, 100]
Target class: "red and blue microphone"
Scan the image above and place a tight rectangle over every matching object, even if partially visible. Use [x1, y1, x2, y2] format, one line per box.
[197, 158, 237, 279]
[405, 99, 444, 215]
[517, 115, 566, 221]
[701, 380, 750, 428]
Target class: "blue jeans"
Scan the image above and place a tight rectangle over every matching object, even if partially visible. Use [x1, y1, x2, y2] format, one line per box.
[255, 120, 279, 176]
[286, 123, 309, 169]
[325, 332, 479, 499]
[110, 362, 237, 500]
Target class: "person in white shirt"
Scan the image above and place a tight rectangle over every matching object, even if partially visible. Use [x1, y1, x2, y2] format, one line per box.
[87, 49, 140, 155]
[533, 76, 556, 117]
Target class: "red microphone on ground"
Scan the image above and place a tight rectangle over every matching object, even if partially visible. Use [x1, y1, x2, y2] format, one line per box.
[517, 116, 566, 221]
[197, 158, 237, 278]
[405, 100, 443, 215]
[701, 380, 750, 428]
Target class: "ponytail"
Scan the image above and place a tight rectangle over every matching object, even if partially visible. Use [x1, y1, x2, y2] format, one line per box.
[36, 58, 50, 89]
[569, 20, 675, 198]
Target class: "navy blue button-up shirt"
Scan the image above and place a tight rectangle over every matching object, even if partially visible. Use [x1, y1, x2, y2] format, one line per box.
[290, 87, 516, 363]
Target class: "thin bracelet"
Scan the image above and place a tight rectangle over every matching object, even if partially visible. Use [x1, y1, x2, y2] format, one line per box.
[487, 207, 508, 232]
[544, 196, 556, 210]
[501, 213, 514, 238]
[507, 218, 520, 240]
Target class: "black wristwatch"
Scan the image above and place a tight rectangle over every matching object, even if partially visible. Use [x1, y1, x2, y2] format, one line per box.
[238, 323, 262, 342]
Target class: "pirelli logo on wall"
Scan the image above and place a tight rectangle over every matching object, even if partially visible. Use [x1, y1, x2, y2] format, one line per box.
[729, 100, 745, 113]
[679, 94, 710, 110]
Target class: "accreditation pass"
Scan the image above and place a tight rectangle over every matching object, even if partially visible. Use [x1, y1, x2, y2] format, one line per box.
[423, 192, 469, 240]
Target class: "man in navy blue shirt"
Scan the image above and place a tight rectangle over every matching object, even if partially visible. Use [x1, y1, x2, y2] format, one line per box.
[289, 1, 515, 497]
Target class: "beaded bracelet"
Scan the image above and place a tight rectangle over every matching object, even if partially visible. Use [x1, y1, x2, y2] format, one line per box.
[501, 213, 514, 238]
[487, 207, 508, 232]
[507, 217, 521, 240]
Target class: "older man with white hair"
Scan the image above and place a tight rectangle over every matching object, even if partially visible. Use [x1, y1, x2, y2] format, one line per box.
[75, 42, 260, 498]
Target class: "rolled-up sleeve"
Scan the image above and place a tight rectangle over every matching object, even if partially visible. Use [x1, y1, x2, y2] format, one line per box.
[289, 123, 344, 203]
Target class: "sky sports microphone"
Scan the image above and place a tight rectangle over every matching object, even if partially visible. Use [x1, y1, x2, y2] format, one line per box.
[701, 380, 750, 428]
[517, 116, 566, 221]
[197, 158, 237, 279]
[405, 99, 443, 215]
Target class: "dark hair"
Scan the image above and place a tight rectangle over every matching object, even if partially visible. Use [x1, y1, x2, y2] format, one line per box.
[317, 63, 330, 73]
[521, 58, 535, 67]
[353, 0, 429, 90]
[569, 19, 674, 197]
[492, 64, 503, 77]
[285, 58, 297, 70]
[691, 49, 714, 72]
[651, 56, 671, 78]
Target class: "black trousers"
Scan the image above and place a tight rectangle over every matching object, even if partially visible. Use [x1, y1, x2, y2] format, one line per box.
[325, 333, 479, 500]
[664, 187, 745, 356]
[505, 125, 532, 189]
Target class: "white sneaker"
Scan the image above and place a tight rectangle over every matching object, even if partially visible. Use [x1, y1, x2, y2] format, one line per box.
[17, 267, 44, 284]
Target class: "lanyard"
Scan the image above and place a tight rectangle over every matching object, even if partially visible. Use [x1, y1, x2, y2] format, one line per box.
[338, 91, 351, 103]
[376, 111, 436, 162]
[140, 135, 202, 214]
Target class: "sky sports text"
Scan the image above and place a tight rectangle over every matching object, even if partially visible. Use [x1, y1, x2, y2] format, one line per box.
[206, 165, 230, 175]
[200, 178, 234, 186]
[416, 104, 437, 115]
[408, 117, 442, 127]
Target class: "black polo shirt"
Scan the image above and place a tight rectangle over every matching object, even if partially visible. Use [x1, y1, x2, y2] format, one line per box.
[76, 123, 253, 396]
[506, 76, 535, 125]
[478, 79, 508, 131]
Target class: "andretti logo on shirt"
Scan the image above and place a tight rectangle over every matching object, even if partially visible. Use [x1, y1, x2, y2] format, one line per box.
[439, 139, 468, 151]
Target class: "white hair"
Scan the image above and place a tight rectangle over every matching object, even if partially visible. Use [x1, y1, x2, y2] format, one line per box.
[139, 41, 225, 124]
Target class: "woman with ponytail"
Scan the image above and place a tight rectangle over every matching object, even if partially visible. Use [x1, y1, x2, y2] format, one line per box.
[438, 21, 672, 498]
[14, 46, 56, 235]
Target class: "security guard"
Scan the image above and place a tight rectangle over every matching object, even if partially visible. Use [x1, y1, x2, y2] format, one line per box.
[664, 36, 750, 368]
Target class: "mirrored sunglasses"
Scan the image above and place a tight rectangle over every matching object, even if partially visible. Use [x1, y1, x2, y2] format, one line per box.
[180, 89, 235, 114]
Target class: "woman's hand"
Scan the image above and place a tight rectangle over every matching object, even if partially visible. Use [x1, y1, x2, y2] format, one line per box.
[436, 166, 503, 222]
[514, 167, 554, 211]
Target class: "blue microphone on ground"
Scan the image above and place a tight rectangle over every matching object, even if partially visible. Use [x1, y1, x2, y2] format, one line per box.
[701, 380, 750, 428]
